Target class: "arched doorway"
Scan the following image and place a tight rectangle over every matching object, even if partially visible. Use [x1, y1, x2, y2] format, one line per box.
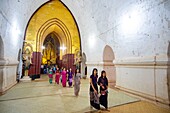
[23, 0, 81, 79]
[42, 33, 60, 66]
[81, 52, 87, 79]
[103, 45, 116, 86]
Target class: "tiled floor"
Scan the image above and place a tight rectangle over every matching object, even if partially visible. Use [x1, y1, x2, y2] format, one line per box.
[0, 75, 139, 113]
[0, 75, 169, 113]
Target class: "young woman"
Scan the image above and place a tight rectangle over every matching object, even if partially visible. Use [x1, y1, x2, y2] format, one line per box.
[89, 68, 100, 110]
[98, 70, 109, 110]
[73, 69, 81, 96]
[61, 68, 67, 87]
[68, 68, 73, 87]
[55, 68, 60, 84]
[48, 67, 53, 84]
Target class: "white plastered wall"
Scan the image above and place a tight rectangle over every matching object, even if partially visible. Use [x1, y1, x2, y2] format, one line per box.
[63, 0, 170, 105]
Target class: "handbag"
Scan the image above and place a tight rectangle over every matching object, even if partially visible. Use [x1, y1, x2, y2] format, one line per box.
[101, 91, 106, 95]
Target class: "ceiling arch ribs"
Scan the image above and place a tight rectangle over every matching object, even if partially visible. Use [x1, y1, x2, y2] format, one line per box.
[37, 18, 72, 53]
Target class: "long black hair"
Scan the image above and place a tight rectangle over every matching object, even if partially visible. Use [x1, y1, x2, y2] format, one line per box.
[75, 69, 78, 77]
[92, 68, 98, 77]
[101, 70, 106, 78]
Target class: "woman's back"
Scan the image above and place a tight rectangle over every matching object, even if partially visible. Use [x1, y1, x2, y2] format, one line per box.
[74, 73, 81, 84]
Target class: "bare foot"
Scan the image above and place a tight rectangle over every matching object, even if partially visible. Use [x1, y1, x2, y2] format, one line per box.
[97, 110, 102, 113]
[105, 109, 110, 112]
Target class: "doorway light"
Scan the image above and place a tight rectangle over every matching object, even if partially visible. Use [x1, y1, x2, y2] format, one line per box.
[60, 44, 66, 52]
[42, 46, 45, 50]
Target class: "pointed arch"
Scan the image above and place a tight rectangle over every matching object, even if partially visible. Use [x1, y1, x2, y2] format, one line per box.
[37, 18, 72, 53]
[103, 45, 115, 62]
[103, 45, 116, 86]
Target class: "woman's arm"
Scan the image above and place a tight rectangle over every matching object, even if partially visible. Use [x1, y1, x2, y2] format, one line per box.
[98, 77, 102, 86]
[106, 78, 108, 90]
[98, 77, 105, 89]
[90, 78, 97, 93]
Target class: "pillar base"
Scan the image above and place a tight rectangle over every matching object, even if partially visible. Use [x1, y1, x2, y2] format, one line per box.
[20, 76, 31, 82]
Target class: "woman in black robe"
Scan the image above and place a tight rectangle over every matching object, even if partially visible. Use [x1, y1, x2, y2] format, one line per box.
[98, 70, 109, 110]
[89, 68, 100, 110]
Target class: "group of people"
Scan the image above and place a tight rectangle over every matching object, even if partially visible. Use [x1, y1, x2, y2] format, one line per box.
[89, 68, 109, 111]
[48, 66, 81, 96]
[47, 66, 109, 110]
[41, 64, 57, 74]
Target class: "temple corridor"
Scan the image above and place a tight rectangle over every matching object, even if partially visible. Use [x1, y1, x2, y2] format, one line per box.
[0, 0, 170, 112]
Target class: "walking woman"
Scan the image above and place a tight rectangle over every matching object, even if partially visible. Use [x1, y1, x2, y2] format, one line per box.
[74, 69, 81, 96]
[61, 68, 67, 87]
[48, 67, 53, 84]
[89, 68, 100, 110]
[68, 68, 73, 87]
[55, 68, 60, 84]
[98, 70, 109, 110]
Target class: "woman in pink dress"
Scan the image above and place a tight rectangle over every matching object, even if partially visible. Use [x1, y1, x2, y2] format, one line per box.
[61, 68, 67, 87]
[55, 68, 60, 84]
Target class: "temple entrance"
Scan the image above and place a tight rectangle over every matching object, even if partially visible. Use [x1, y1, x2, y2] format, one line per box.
[23, 0, 81, 79]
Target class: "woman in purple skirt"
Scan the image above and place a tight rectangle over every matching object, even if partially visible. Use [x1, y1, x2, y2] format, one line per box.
[68, 68, 73, 87]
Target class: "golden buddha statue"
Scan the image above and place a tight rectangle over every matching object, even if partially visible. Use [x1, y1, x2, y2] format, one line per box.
[42, 42, 56, 64]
